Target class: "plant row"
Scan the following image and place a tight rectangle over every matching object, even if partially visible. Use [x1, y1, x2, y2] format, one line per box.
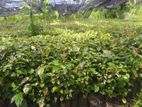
[0, 31, 142, 106]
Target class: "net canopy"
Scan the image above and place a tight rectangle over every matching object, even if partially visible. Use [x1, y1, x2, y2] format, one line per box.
[50, 0, 142, 15]
[49, 0, 131, 15]
[49, 0, 85, 15]
[0, 0, 142, 16]
[0, 0, 42, 16]
[0, 0, 22, 16]
[78, 0, 129, 15]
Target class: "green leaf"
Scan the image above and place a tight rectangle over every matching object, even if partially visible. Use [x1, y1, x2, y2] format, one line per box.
[52, 66, 59, 72]
[52, 86, 59, 93]
[122, 98, 127, 104]
[21, 99, 28, 107]
[11, 92, 24, 107]
[94, 85, 100, 93]
[60, 89, 64, 94]
[11, 82, 17, 89]
[37, 66, 45, 77]
[72, 46, 80, 52]
[52, 60, 60, 66]
[102, 50, 114, 58]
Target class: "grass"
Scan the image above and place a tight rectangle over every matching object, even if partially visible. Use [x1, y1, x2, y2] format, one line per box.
[0, 15, 142, 39]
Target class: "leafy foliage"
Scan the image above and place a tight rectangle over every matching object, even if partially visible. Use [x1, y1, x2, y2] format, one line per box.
[1, 4, 142, 106]
[1, 28, 142, 106]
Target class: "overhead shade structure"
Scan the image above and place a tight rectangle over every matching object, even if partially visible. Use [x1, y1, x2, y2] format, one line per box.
[0, 0, 24, 16]
[0, 0, 142, 16]
[103, 0, 128, 8]
[79, 0, 128, 13]
[0, 0, 42, 16]
[49, 0, 132, 15]
[49, 0, 86, 15]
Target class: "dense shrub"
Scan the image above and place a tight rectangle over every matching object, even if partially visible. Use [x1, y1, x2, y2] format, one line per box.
[90, 3, 131, 19]
[1, 30, 142, 106]
[103, 4, 128, 19]
[133, 88, 142, 106]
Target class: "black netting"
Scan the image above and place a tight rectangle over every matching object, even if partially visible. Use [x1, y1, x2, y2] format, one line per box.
[0, 0, 141, 16]
[0, 0, 22, 16]
[49, 0, 85, 15]
[49, 0, 128, 15]
[78, 0, 128, 13]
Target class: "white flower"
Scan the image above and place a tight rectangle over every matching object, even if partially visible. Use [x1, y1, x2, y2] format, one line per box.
[23, 84, 31, 94]
[38, 98, 45, 107]
[10, 55, 16, 61]
[31, 46, 36, 51]
[21, 77, 29, 85]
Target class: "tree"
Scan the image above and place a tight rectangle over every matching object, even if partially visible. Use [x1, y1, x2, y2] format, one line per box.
[22, 0, 47, 36]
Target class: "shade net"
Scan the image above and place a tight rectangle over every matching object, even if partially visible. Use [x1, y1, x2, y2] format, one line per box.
[0, 0, 141, 16]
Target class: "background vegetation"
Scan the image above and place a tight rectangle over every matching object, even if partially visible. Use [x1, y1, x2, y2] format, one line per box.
[1, 2, 142, 107]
